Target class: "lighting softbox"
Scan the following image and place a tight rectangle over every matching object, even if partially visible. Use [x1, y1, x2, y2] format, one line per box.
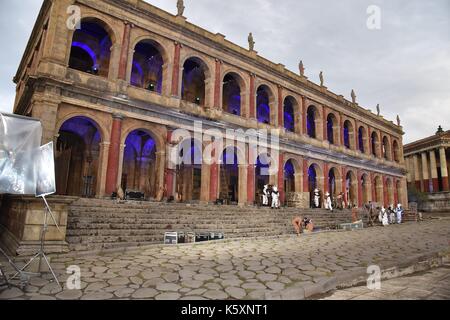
[0, 113, 42, 195]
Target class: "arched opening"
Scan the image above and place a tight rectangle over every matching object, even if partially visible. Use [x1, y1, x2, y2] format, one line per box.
[175, 138, 203, 202]
[283, 97, 296, 132]
[55, 116, 101, 197]
[375, 176, 383, 203]
[69, 19, 112, 77]
[382, 136, 391, 160]
[130, 40, 164, 94]
[255, 153, 271, 203]
[256, 85, 273, 125]
[182, 57, 207, 106]
[307, 106, 317, 138]
[284, 159, 296, 195]
[371, 131, 379, 157]
[219, 147, 240, 204]
[386, 178, 394, 205]
[393, 140, 400, 163]
[361, 173, 370, 204]
[358, 127, 366, 153]
[121, 130, 157, 199]
[328, 168, 337, 198]
[345, 170, 358, 207]
[222, 73, 242, 116]
[326, 113, 338, 145]
[343, 120, 354, 149]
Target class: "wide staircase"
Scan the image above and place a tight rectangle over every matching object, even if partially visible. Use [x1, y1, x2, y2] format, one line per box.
[66, 198, 356, 252]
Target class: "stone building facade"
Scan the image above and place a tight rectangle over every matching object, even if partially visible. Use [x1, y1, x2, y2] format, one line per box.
[404, 128, 449, 212]
[12, 0, 407, 209]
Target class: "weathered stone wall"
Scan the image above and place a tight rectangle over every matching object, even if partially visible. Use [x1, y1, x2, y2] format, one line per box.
[419, 192, 450, 213]
[0, 195, 75, 256]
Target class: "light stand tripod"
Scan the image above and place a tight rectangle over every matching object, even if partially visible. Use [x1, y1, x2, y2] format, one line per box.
[0, 246, 37, 291]
[10, 196, 62, 290]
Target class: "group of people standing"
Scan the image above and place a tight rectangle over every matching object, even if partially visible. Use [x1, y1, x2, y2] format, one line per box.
[262, 185, 281, 209]
[311, 189, 348, 212]
[379, 204, 404, 226]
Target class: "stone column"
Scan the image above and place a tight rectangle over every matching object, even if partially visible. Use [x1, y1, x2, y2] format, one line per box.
[247, 164, 255, 205]
[277, 153, 285, 204]
[213, 59, 222, 109]
[294, 172, 303, 193]
[303, 159, 309, 192]
[340, 114, 344, 146]
[439, 147, 449, 191]
[322, 107, 328, 141]
[394, 178, 399, 205]
[368, 127, 372, 155]
[405, 156, 412, 187]
[370, 172, 376, 202]
[171, 42, 182, 97]
[96, 142, 110, 197]
[383, 177, 388, 207]
[164, 131, 175, 198]
[341, 167, 347, 204]
[413, 154, 421, 190]
[155, 151, 166, 198]
[421, 152, 430, 192]
[116, 143, 126, 190]
[323, 163, 328, 193]
[200, 162, 211, 203]
[238, 164, 248, 206]
[357, 170, 363, 207]
[302, 97, 307, 135]
[429, 150, 439, 192]
[209, 161, 219, 202]
[118, 21, 133, 81]
[249, 73, 256, 119]
[277, 85, 283, 128]
[105, 114, 124, 195]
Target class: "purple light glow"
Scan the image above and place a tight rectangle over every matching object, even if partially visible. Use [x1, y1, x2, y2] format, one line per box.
[284, 160, 295, 177]
[71, 42, 97, 66]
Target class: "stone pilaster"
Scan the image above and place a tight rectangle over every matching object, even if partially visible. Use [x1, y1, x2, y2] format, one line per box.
[421, 152, 430, 192]
[429, 150, 439, 192]
[105, 114, 124, 195]
[439, 147, 449, 191]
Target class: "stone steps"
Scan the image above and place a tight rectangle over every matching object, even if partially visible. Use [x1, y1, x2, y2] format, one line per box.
[66, 199, 355, 251]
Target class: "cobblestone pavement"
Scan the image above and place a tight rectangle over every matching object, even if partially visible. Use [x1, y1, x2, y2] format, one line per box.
[1, 219, 449, 300]
[318, 264, 450, 300]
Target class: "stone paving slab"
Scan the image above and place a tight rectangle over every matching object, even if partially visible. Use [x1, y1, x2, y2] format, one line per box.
[1, 219, 449, 300]
[319, 264, 450, 300]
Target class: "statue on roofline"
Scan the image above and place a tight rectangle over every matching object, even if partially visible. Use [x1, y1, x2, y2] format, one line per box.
[351, 89, 356, 104]
[319, 71, 324, 87]
[299, 60, 305, 76]
[248, 32, 255, 52]
[436, 125, 444, 134]
[376, 104, 380, 116]
[177, 0, 185, 17]
[396, 115, 401, 126]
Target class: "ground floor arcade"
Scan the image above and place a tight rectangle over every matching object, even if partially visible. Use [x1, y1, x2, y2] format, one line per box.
[51, 106, 407, 208]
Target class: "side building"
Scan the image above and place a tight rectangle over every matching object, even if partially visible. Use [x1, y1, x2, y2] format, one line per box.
[404, 127, 450, 212]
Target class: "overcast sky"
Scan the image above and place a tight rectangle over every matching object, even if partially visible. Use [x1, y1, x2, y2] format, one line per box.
[0, 0, 448, 143]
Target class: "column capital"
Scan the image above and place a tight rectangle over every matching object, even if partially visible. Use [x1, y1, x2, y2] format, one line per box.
[112, 113, 125, 120]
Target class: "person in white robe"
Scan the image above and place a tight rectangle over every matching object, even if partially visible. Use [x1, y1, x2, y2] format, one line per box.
[325, 192, 333, 212]
[395, 204, 404, 224]
[262, 185, 269, 206]
[271, 186, 280, 209]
